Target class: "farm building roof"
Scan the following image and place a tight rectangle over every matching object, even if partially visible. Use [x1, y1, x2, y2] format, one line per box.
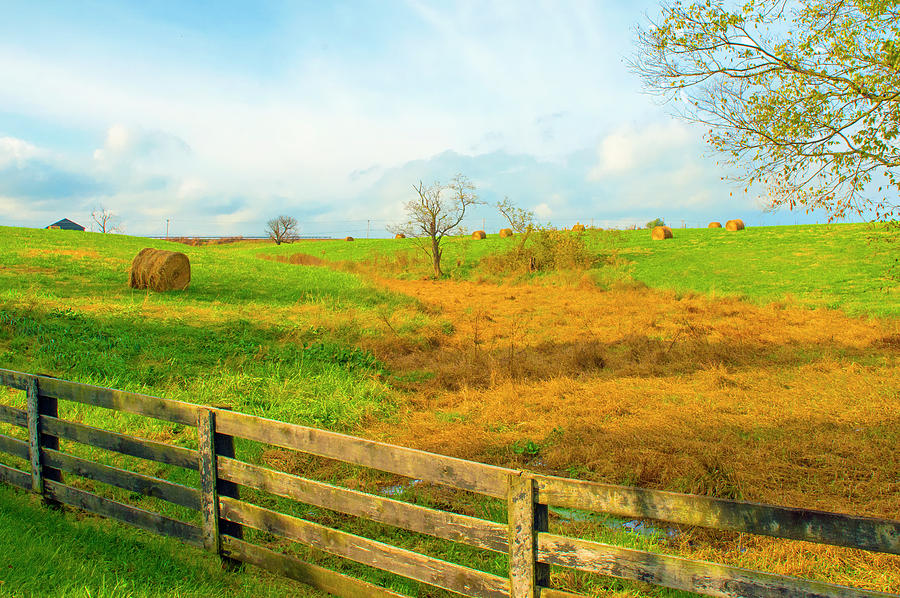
[46, 218, 85, 231]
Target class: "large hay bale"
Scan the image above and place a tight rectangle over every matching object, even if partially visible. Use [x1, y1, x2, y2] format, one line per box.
[472, 230, 486, 240]
[499, 228, 513, 238]
[129, 248, 191, 291]
[345, 236, 354, 241]
[651, 226, 674, 240]
[725, 219, 745, 231]
[708, 221, 722, 228]
[571, 223, 586, 232]
[394, 233, 406, 239]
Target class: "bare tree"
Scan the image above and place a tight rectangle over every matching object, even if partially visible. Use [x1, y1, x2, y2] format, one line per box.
[388, 174, 481, 278]
[496, 197, 537, 259]
[91, 206, 123, 233]
[266, 215, 299, 245]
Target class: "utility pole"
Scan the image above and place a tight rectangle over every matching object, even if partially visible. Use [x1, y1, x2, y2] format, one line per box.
[367, 219, 370, 239]
[482, 217, 485, 232]
[166, 219, 170, 240]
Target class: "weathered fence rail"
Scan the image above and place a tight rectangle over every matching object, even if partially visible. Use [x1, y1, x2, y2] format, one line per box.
[0, 367, 897, 598]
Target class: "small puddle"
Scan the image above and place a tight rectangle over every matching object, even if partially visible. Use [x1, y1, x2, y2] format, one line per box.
[379, 479, 424, 496]
[549, 507, 679, 538]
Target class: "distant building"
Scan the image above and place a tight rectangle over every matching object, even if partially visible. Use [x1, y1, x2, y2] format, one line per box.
[46, 218, 85, 231]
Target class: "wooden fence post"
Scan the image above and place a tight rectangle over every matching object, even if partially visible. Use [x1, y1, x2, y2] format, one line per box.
[198, 407, 243, 569]
[534, 491, 550, 590]
[198, 408, 220, 554]
[508, 472, 547, 597]
[26, 377, 62, 505]
[26, 378, 43, 495]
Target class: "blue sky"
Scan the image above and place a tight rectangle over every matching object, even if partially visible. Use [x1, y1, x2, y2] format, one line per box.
[0, 0, 833, 237]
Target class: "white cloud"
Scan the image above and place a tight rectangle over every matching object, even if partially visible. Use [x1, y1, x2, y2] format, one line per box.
[214, 208, 258, 228]
[176, 178, 208, 201]
[588, 121, 694, 179]
[0, 137, 40, 168]
[0, 196, 30, 219]
[534, 202, 552, 218]
[105, 124, 130, 152]
[93, 124, 190, 168]
[0, 3, 832, 234]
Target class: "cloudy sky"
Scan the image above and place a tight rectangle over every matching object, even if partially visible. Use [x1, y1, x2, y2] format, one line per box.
[0, 1, 831, 237]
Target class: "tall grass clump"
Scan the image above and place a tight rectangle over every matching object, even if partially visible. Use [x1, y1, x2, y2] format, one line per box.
[477, 227, 599, 277]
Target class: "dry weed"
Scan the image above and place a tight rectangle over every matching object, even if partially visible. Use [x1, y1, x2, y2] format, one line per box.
[368, 278, 899, 517]
[361, 276, 900, 590]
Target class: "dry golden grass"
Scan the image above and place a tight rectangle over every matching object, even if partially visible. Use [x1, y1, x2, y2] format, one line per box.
[266, 252, 328, 266]
[17, 248, 127, 271]
[22, 248, 102, 259]
[359, 276, 899, 591]
[0, 265, 58, 275]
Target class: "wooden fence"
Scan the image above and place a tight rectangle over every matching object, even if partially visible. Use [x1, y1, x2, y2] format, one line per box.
[0, 367, 897, 598]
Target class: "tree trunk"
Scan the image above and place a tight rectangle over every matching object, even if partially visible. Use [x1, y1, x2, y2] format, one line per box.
[431, 237, 442, 278]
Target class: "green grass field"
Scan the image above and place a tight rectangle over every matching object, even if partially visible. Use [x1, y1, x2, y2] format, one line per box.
[0, 223, 897, 596]
[0, 485, 326, 597]
[0, 227, 424, 429]
[249, 223, 899, 317]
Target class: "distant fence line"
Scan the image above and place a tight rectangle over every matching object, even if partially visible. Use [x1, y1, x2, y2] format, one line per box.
[0, 368, 896, 598]
[145, 219, 832, 241]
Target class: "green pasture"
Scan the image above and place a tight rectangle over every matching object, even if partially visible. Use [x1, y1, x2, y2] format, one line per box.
[0, 223, 896, 597]
[246, 223, 899, 318]
[0, 226, 428, 430]
[0, 485, 324, 597]
[611, 224, 898, 317]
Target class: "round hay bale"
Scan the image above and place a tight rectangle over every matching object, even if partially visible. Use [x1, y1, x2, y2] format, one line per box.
[394, 233, 406, 239]
[472, 230, 486, 240]
[651, 226, 674, 240]
[345, 236, 354, 241]
[571, 223, 586, 232]
[499, 228, 513, 238]
[129, 248, 191, 291]
[725, 219, 745, 231]
[708, 221, 722, 228]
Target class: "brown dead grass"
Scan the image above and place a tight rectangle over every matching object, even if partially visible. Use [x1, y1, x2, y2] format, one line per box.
[355, 276, 900, 589]
[0, 265, 58, 275]
[18, 248, 126, 271]
[168, 236, 249, 246]
[259, 253, 314, 266]
[22, 248, 101, 259]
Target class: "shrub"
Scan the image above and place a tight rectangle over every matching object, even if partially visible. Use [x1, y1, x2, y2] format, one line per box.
[646, 218, 666, 229]
[477, 226, 595, 275]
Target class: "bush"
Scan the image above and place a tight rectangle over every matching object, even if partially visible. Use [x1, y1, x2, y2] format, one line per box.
[646, 218, 666, 229]
[477, 227, 595, 275]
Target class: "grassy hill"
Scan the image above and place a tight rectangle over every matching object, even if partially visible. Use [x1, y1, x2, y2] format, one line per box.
[246, 223, 899, 317]
[0, 226, 425, 429]
[0, 224, 897, 596]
